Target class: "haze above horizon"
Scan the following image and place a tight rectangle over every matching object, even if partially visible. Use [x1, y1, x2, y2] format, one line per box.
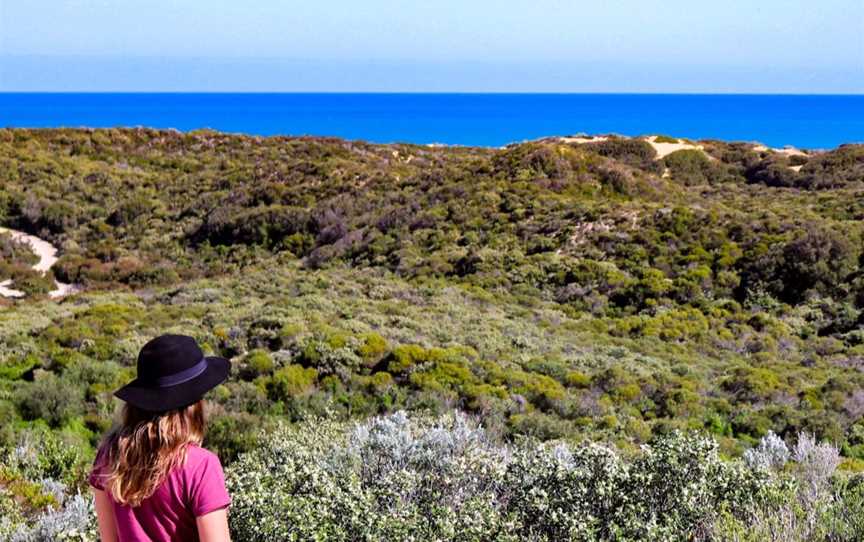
[1, 0, 862, 93]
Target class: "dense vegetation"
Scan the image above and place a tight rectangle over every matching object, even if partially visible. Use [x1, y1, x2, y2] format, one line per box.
[4, 412, 864, 541]
[1, 128, 864, 539]
[227, 413, 864, 541]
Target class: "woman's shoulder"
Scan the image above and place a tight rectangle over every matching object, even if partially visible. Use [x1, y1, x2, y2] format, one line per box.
[175, 444, 226, 493]
[184, 444, 224, 471]
[89, 439, 115, 490]
[181, 443, 231, 515]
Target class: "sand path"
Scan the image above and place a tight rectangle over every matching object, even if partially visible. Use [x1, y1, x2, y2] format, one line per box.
[0, 228, 78, 299]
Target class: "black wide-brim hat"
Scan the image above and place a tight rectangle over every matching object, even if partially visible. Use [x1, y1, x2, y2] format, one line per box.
[115, 334, 230, 412]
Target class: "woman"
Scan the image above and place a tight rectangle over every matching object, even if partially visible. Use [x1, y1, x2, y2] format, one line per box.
[89, 334, 232, 542]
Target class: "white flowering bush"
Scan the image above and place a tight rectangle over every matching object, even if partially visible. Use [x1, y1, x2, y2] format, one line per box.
[623, 431, 773, 540]
[227, 411, 513, 541]
[226, 411, 776, 541]
[500, 441, 627, 540]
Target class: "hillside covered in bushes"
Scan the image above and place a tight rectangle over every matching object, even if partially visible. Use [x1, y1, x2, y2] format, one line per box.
[2, 128, 864, 539]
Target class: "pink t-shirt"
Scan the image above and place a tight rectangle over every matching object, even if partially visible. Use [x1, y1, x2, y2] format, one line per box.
[89, 443, 231, 542]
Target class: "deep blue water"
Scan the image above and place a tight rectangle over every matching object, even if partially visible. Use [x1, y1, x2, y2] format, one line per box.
[1, 93, 862, 149]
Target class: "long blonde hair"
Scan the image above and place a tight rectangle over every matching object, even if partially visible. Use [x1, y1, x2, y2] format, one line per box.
[103, 400, 206, 506]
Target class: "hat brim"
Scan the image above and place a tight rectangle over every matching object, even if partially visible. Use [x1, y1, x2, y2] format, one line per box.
[114, 356, 230, 412]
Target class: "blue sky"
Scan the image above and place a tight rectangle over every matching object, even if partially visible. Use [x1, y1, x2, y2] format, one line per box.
[0, 0, 861, 92]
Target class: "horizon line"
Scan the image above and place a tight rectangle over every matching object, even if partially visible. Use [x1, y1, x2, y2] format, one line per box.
[2, 91, 863, 96]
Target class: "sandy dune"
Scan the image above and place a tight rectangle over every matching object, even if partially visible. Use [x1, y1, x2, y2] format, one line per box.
[752, 144, 808, 172]
[644, 136, 706, 159]
[0, 227, 79, 299]
[775, 147, 807, 157]
[560, 135, 706, 160]
[753, 144, 807, 157]
[559, 135, 610, 144]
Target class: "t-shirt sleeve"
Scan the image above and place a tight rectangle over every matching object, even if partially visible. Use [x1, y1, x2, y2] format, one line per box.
[88, 445, 110, 491]
[189, 450, 231, 517]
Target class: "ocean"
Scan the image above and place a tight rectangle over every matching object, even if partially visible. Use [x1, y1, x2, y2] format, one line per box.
[0, 93, 862, 149]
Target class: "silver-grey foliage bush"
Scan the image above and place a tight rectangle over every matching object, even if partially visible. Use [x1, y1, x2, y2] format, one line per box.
[744, 430, 790, 472]
[5, 495, 97, 542]
[792, 433, 842, 503]
[0, 431, 98, 542]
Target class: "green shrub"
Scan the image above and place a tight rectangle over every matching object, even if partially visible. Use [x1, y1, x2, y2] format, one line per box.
[387, 344, 427, 374]
[205, 412, 263, 463]
[15, 373, 84, 428]
[242, 349, 274, 379]
[565, 371, 591, 388]
[357, 332, 388, 364]
[266, 365, 318, 401]
[664, 149, 732, 185]
[588, 138, 659, 172]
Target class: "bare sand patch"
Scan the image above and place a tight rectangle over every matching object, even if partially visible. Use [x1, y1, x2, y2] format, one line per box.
[0, 227, 79, 299]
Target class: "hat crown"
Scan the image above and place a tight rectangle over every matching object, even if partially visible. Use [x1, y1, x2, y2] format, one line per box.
[137, 334, 204, 383]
